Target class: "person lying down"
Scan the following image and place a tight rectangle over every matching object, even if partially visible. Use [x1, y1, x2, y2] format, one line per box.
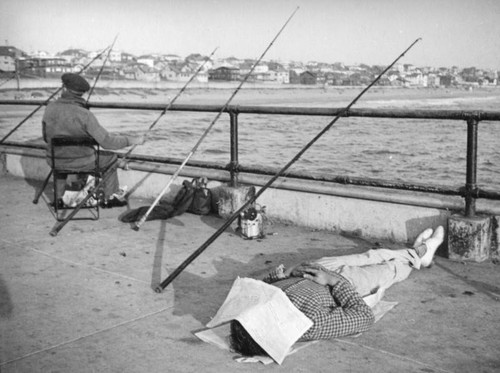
[216, 226, 444, 363]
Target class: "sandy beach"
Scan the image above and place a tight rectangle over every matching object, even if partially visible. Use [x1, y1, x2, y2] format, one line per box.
[2, 79, 500, 108]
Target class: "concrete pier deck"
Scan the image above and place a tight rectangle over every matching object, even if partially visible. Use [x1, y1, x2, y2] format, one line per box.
[1, 174, 499, 373]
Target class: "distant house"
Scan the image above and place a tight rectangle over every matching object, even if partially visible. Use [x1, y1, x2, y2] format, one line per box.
[121, 52, 136, 63]
[439, 75, 454, 87]
[209, 66, 240, 81]
[218, 56, 242, 67]
[185, 53, 214, 71]
[163, 54, 182, 63]
[324, 72, 345, 86]
[405, 72, 427, 87]
[268, 68, 289, 84]
[0, 46, 26, 72]
[18, 57, 73, 77]
[289, 70, 300, 84]
[109, 50, 122, 62]
[137, 55, 156, 68]
[300, 71, 317, 85]
[159, 65, 180, 81]
[121, 63, 160, 81]
[58, 49, 87, 64]
[0, 53, 15, 72]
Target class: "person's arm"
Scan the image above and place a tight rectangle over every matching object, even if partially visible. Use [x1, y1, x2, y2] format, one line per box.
[83, 111, 144, 149]
[300, 265, 375, 340]
[262, 264, 287, 283]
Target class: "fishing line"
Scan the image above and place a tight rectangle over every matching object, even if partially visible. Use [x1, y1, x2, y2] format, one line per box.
[154, 37, 422, 293]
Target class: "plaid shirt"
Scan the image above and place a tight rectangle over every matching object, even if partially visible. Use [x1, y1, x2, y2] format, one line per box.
[264, 272, 375, 341]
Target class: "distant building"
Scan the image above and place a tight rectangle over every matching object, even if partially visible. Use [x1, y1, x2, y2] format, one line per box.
[300, 71, 317, 85]
[427, 73, 440, 87]
[18, 57, 73, 77]
[209, 66, 240, 81]
[289, 70, 300, 84]
[0, 46, 27, 72]
[159, 65, 180, 81]
[268, 68, 289, 84]
[58, 49, 88, 64]
[121, 52, 136, 63]
[439, 75, 454, 87]
[163, 54, 182, 63]
[137, 55, 156, 68]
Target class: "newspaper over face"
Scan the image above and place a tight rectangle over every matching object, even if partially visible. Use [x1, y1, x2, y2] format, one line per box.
[205, 277, 313, 365]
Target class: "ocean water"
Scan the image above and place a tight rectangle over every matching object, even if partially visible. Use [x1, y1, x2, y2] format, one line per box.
[1, 90, 499, 190]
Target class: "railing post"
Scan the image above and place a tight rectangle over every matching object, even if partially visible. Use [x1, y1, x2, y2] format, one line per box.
[229, 111, 239, 187]
[465, 118, 479, 217]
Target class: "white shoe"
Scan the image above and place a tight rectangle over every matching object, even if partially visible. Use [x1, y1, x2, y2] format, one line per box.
[413, 228, 433, 248]
[112, 186, 128, 201]
[421, 226, 445, 267]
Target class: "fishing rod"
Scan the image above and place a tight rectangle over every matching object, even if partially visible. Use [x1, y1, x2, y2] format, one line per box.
[154, 37, 422, 293]
[86, 34, 119, 105]
[133, 6, 300, 231]
[48, 47, 218, 236]
[0, 44, 113, 145]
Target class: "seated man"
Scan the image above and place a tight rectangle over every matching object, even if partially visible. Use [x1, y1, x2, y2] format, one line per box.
[42, 73, 145, 208]
[230, 226, 445, 357]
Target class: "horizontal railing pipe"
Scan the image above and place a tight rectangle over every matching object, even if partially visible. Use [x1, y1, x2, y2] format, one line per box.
[3, 99, 500, 121]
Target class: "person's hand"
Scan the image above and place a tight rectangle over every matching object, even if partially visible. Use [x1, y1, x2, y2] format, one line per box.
[294, 263, 341, 287]
[287, 262, 315, 277]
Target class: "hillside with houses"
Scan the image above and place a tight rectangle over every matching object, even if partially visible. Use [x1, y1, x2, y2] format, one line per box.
[0, 45, 498, 89]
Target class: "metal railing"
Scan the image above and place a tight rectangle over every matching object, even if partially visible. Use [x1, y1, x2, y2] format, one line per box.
[1, 99, 500, 217]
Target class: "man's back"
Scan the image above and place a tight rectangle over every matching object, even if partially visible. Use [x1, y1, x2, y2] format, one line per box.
[269, 276, 374, 340]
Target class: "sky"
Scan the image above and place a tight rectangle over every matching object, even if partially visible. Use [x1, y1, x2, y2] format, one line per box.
[1, 0, 500, 70]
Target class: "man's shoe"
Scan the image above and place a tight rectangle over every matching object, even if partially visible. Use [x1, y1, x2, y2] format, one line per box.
[111, 186, 128, 200]
[413, 228, 433, 248]
[100, 196, 128, 209]
[51, 198, 67, 209]
[421, 226, 445, 267]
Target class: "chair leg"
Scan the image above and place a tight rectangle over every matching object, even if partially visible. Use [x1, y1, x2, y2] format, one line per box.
[49, 177, 104, 236]
[33, 170, 53, 204]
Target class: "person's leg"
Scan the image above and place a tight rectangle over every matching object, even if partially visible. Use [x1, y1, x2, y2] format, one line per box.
[335, 259, 415, 297]
[313, 229, 437, 295]
[315, 248, 422, 271]
[97, 152, 120, 198]
[314, 249, 419, 296]
[314, 227, 435, 271]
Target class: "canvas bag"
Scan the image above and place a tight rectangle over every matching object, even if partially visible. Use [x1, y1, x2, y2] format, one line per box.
[188, 177, 212, 215]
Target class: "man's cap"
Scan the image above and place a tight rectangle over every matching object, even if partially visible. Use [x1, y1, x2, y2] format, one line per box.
[61, 73, 90, 93]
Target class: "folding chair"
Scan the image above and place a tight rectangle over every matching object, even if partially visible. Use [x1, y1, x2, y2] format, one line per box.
[33, 136, 105, 221]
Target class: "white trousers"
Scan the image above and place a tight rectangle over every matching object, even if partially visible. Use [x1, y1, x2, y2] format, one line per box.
[314, 248, 423, 297]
